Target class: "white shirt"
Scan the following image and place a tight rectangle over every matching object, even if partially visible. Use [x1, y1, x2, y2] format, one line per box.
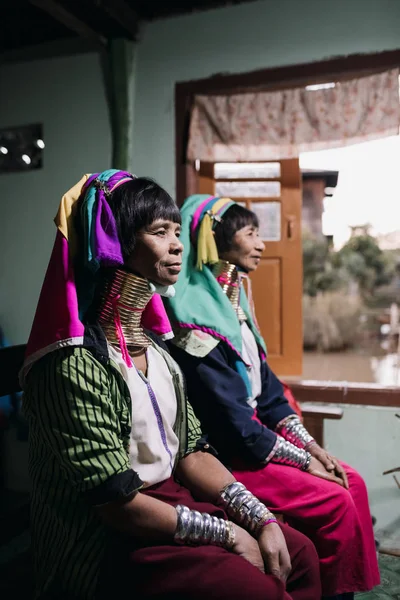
[241, 321, 262, 408]
[108, 344, 180, 487]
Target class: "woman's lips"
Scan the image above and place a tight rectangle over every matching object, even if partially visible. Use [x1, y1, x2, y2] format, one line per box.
[166, 263, 182, 273]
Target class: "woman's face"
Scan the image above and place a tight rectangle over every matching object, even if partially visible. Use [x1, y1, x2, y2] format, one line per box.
[127, 219, 183, 285]
[219, 225, 265, 272]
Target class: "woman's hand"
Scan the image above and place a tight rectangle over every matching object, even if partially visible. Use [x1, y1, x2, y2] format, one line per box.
[308, 444, 349, 489]
[231, 524, 265, 573]
[257, 522, 291, 582]
[307, 456, 346, 487]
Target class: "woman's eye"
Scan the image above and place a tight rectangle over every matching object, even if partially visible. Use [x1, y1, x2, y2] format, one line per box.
[156, 230, 167, 236]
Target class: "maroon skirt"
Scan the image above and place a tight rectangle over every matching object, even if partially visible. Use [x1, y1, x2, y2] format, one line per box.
[127, 476, 321, 600]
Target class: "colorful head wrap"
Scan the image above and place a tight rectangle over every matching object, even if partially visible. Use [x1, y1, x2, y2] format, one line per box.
[165, 194, 267, 366]
[192, 195, 235, 269]
[22, 169, 173, 381]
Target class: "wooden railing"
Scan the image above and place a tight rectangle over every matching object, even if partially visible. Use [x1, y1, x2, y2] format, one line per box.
[290, 380, 400, 408]
[300, 403, 344, 448]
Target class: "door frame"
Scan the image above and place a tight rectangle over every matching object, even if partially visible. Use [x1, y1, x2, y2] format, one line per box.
[175, 48, 400, 206]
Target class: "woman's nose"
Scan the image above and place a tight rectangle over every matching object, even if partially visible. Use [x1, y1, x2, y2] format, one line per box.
[256, 238, 265, 252]
[171, 238, 184, 254]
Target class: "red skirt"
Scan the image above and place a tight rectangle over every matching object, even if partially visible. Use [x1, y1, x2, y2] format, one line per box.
[232, 460, 380, 596]
[128, 476, 321, 600]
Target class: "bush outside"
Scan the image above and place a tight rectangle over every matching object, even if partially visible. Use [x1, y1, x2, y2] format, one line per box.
[302, 233, 400, 351]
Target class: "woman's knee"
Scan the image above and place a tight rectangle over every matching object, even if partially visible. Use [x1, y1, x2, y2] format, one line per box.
[187, 547, 286, 600]
[229, 572, 285, 600]
[323, 482, 358, 526]
[281, 523, 319, 568]
[300, 531, 319, 563]
[212, 554, 285, 600]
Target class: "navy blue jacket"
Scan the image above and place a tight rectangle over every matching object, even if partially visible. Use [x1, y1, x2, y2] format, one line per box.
[168, 338, 295, 466]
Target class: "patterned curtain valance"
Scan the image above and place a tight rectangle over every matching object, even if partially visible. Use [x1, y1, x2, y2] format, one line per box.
[187, 69, 400, 162]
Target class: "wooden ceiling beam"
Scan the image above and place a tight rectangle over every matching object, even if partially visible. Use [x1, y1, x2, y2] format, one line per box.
[30, 0, 106, 49]
[94, 0, 140, 40]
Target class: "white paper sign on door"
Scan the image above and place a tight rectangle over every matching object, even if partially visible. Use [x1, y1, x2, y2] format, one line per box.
[250, 201, 281, 242]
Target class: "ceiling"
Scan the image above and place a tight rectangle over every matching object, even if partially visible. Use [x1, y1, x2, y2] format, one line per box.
[1, 0, 256, 59]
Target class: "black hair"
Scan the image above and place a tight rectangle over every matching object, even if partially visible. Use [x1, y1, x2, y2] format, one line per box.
[214, 203, 259, 253]
[107, 177, 181, 260]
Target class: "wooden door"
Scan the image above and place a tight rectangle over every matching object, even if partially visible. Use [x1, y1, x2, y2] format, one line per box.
[196, 160, 303, 376]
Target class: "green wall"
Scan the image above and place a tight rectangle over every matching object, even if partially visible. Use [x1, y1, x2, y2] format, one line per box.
[0, 53, 111, 344]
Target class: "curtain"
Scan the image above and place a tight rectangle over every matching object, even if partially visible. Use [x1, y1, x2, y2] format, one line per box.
[187, 69, 400, 162]
[102, 38, 135, 171]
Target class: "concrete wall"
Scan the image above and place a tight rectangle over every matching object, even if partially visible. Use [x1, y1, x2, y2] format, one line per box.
[325, 404, 400, 530]
[0, 53, 111, 344]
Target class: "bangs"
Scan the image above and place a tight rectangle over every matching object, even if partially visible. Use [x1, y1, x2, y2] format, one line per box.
[142, 190, 182, 227]
[227, 204, 259, 230]
[214, 203, 259, 254]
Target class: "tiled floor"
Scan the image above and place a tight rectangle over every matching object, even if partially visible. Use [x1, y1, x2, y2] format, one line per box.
[357, 554, 400, 600]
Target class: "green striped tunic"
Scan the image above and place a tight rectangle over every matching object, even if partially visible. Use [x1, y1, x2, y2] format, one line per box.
[23, 342, 203, 599]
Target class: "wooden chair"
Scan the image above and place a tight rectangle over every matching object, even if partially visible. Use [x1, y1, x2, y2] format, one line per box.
[0, 344, 26, 398]
[0, 344, 32, 597]
[0, 344, 26, 488]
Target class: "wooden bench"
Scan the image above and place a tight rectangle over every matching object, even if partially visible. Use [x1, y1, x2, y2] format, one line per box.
[301, 403, 344, 448]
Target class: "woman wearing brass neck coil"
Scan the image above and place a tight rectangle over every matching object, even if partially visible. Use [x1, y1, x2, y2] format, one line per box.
[22, 172, 320, 600]
[165, 195, 380, 600]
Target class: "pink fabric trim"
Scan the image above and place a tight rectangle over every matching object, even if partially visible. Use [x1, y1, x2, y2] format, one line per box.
[305, 440, 317, 450]
[143, 294, 173, 339]
[25, 231, 84, 360]
[262, 518, 278, 527]
[262, 437, 281, 465]
[109, 177, 134, 193]
[275, 415, 296, 431]
[215, 201, 233, 217]
[190, 196, 216, 239]
[216, 274, 239, 287]
[111, 295, 133, 368]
